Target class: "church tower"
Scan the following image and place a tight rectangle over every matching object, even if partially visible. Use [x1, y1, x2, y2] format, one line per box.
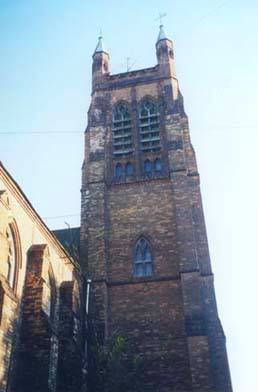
[80, 26, 232, 391]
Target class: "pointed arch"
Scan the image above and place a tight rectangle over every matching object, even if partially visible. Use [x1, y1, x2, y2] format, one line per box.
[139, 97, 161, 153]
[6, 219, 22, 292]
[112, 102, 133, 156]
[133, 237, 153, 277]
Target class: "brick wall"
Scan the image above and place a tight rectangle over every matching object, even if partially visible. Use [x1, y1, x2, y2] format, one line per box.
[81, 35, 233, 391]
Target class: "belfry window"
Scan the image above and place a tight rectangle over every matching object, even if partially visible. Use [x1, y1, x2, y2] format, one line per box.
[139, 99, 161, 152]
[112, 103, 133, 156]
[134, 238, 153, 277]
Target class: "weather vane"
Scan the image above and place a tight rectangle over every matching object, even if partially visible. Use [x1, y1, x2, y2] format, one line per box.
[155, 12, 167, 26]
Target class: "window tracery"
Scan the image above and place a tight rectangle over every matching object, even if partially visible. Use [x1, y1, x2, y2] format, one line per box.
[112, 103, 133, 156]
[134, 238, 153, 277]
[139, 99, 161, 153]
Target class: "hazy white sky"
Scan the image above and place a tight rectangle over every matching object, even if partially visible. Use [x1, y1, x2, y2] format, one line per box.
[1, 1, 258, 390]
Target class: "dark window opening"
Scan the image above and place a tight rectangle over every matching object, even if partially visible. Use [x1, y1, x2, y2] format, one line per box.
[154, 158, 162, 172]
[125, 162, 133, 176]
[115, 163, 123, 178]
[144, 159, 152, 176]
[134, 238, 153, 277]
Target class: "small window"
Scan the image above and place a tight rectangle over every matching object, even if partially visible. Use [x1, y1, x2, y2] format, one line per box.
[154, 158, 162, 172]
[115, 163, 123, 178]
[144, 159, 152, 176]
[125, 162, 133, 176]
[134, 238, 153, 277]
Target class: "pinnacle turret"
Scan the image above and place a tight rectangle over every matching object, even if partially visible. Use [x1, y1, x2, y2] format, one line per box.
[157, 24, 169, 42]
[94, 34, 108, 54]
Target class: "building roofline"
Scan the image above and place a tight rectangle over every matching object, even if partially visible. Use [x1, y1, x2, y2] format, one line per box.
[0, 161, 79, 271]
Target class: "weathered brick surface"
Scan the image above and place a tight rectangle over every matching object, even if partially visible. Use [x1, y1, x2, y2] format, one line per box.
[81, 33, 233, 391]
[0, 164, 84, 392]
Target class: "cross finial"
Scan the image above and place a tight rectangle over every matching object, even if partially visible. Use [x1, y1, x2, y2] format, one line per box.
[99, 28, 103, 38]
[125, 57, 135, 72]
[155, 12, 167, 26]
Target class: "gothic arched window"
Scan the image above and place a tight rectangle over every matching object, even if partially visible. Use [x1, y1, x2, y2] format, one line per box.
[144, 159, 152, 177]
[139, 99, 161, 153]
[112, 103, 133, 156]
[6, 225, 17, 289]
[115, 163, 123, 178]
[134, 238, 153, 277]
[125, 162, 133, 176]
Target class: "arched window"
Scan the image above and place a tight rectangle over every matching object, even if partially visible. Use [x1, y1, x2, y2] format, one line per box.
[115, 163, 123, 178]
[134, 238, 153, 277]
[112, 103, 133, 156]
[6, 225, 16, 289]
[144, 159, 152, 177]
[154, 158, 162, 172]
[139, 99, 161, 153]
[125, 162, 133, 176]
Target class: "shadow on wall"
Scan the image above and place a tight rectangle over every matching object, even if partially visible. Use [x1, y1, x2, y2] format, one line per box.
[0, 277, 20, 392]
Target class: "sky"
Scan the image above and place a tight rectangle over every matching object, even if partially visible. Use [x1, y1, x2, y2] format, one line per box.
[1, 0, 258, 390]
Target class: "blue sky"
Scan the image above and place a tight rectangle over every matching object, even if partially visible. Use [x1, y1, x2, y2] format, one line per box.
[1, 1, 258, 390]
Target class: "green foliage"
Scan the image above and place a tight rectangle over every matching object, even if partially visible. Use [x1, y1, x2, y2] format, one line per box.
[87, 331, 153, 392]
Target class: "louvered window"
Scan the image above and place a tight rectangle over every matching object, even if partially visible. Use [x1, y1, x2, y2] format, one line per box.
[112, 103, 133, 156]
[139, 100, 161, 152]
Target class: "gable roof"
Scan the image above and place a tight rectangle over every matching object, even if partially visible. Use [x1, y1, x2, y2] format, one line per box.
[52, 227, 80, 261]
[0, 161, 79, 271]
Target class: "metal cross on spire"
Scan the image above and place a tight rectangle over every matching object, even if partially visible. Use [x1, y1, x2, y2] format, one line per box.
[155, 12, 167, 26]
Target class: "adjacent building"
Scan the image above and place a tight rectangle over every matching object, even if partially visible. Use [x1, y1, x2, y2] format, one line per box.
[0, 162, 83, 392]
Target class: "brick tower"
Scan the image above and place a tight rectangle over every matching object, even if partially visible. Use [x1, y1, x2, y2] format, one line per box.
[80, 26, 232, 391]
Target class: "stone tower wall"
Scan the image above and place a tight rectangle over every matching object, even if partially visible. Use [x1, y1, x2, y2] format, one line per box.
[81, 35, 232, 391]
